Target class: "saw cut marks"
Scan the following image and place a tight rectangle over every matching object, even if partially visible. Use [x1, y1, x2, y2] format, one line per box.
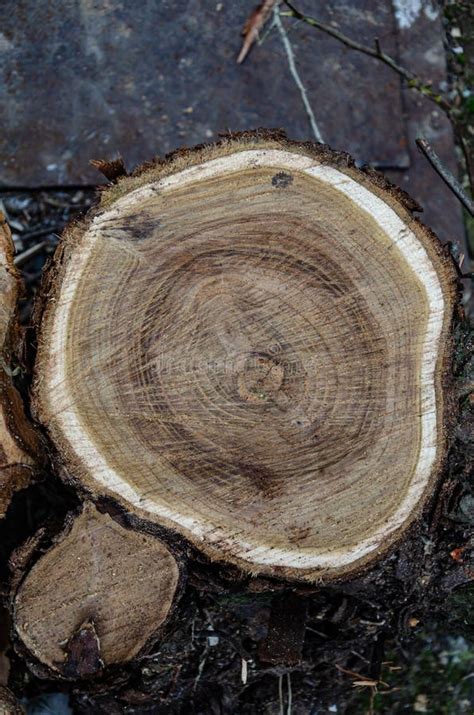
[33, 136, 456, 580]
[14, 504, 180, 677]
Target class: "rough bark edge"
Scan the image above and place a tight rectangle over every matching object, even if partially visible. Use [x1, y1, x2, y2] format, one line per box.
[0, 685, 24, 714]
[0, 216, 41, 517]
[31, 130, 462, 583]
[9, 501, 186, 683]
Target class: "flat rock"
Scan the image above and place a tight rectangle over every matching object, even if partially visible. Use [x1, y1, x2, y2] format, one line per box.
[0, 0, 407, 185]
[0, 0, 465, 254]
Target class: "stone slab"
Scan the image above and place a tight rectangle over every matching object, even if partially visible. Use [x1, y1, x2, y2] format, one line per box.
[0, 0, 408, 186]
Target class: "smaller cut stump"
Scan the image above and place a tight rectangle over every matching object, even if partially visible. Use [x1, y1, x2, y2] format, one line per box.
[13, 504, 180, 678]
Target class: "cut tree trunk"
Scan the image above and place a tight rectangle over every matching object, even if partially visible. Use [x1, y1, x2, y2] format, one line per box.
[32, 132, 457, 581]
[12, 503, 181, 679]
[0, 215, 38, 517]
[7, 132, 469, 711]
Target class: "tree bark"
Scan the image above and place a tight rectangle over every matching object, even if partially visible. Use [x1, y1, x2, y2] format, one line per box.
[0, 215, 39, 517]
[0, 686, 24, 714]
[3, 131, 471, 712]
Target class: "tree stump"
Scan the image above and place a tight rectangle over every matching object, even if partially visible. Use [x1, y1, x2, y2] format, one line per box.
[33, 133, 456, 581]
[13, 504, 181, 679]
[6, 132, 469, 711]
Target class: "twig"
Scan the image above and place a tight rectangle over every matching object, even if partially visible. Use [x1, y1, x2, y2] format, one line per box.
[15, 226, 61, 242]
[416, 138, 474, 216]
[278, 674, 284, 715]
[273, 6, 324, 143]
[241, 658, 248, 684]
[286, 672, 292, 715]
[281, 0, 474, 193]
[281, 1, 453, 115]
[14, 241, 49, 267]
[193, 646, 208, 692]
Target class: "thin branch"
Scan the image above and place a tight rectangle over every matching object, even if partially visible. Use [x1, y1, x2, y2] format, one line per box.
[281, 1, 453, 115]
[282, 1, 473, 196]
[286, 672, 293, 715]
[14, 241, 49, 267]
[278, 674, 284, 715]
[273, 6, 324, 143]
[18, 226, 61, 242]
[416, 138, 474, 216]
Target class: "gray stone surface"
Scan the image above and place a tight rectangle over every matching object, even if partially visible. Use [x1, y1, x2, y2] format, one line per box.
[0, 0, 466, 259]
[0, 0, 407, 186]
[386, 1, 465, 249]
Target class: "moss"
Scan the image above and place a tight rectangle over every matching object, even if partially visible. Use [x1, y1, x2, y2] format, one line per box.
[353, 630, 474, 714]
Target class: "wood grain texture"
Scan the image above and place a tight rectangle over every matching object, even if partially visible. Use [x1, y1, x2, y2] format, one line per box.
[33, 134, 458, 581]
[0, 216, 37, 516]
[13, 503, 180, 677]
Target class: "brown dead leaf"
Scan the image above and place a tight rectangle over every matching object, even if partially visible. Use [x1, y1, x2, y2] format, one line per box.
[237, 0, 279, 64]
[450, 546, 466, 562]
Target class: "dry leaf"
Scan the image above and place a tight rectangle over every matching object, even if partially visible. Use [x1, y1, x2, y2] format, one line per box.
[450, 546, 466, 562]
[237, 0, 279, 64]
